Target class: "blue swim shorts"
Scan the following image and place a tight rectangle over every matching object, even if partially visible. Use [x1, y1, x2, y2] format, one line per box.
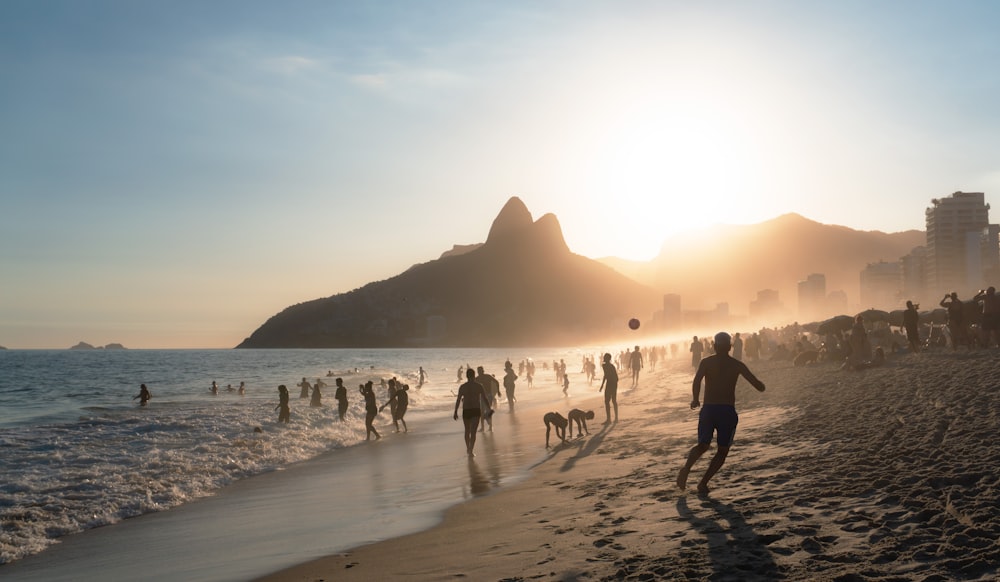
[698, 404, 739, 447]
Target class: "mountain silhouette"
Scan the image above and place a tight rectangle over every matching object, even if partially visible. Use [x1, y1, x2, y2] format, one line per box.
[599, 213, 925, 318]
[237, 197, 663, 348]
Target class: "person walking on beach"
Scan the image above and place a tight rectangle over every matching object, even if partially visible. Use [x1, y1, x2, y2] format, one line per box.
[629, 345, 643, 388]
[275, 385, 290, 423]
[454, 368, 487, 456]
[334, 378, 348, 421]
[133, 383, 152, 406]
[380, 380, 409, 433]
[475, 366, 498, 433]
[503, 361, 518, 411]
[903, 300, 921, 353]
[677, 332, 765, 496]
[690, 336, 703, 368]
[361, 381, 381, 440]
[733, 333, 744, 361]
[598, 352, 619, 424]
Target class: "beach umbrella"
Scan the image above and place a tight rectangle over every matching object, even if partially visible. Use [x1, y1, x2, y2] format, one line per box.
[919, 308, 948, 325]
[817, 314, 854, 335]
[888, 310, 905, 327]
[857, 308, 890, 323]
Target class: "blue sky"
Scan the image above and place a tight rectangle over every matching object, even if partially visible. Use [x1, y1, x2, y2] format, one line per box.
[3, 1, 1000, 348]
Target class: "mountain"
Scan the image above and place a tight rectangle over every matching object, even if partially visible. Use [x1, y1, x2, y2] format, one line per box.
[237, 197, 663, 348]
[599, 213, 925, 317]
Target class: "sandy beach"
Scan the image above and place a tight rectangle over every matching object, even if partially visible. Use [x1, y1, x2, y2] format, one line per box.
[259, 349, 1000, 581]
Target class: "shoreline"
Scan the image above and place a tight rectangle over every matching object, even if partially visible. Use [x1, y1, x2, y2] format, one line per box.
[1, 370, 618, 582]
[257, 350, 1000, 581]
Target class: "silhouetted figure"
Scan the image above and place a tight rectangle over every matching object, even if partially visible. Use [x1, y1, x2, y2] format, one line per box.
[677, 332, 765, 496]
[974, 286, 1000, 347]
[380, 380, 408, 433]
[297, 378, 311, 399]
[361, 381, 381, 440]
[733, 333, 743, 361]
[940, 292, 967, 349]
[418, 366, 427, 388]
[903, 300, 921, 353]
[133, 383, 152, 406]
[503, 362, 518, 411]
[275, 385, 290, 423]
[210, 381, 219, 395]
[629, 345, 643, 388]
[454, 368, 487, 456]
[309, 381, 323, 407]
[543, 412, 568, 447]
[567, 409, 594, 438]
[598, 352, 618, 424]
[690, 336, 703, 368]
[334, 378, 348, 421]
[475, 367, 498, 433]
[238, 381, 246, 396]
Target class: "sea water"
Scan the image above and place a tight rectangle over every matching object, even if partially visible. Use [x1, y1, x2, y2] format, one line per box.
[0, 347, 605, 565]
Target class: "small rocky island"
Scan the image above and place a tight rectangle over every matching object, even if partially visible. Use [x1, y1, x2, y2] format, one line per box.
[69, 342, 127, 350]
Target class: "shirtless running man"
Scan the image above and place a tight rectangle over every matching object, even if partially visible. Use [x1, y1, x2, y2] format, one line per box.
[677, 331, 765, 496]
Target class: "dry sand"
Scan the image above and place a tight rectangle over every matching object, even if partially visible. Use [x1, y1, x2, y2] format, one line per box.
[258, 349, 1000, 581]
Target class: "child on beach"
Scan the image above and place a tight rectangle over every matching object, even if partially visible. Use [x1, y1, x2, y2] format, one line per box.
[567, 409, 594, 438]
[677, 331, 765, 496]
[543, 412, 568, 447]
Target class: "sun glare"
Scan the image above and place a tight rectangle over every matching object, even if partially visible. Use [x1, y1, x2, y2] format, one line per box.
[582, 97, 762, 258]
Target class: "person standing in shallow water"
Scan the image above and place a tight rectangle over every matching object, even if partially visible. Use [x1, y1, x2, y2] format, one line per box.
[598, 352, 618, 424]
[334, 378, 348, 421]
[133, 383, 152, 406]
[275, 385, 290, 423]
[677, 331, 765, 496]
[454, 368, 487, 456]
[361, 381, 381, 440]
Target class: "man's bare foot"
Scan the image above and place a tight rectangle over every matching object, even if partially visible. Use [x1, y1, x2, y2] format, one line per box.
[697, 483, 710, 496]
[677, 466, 690, 490]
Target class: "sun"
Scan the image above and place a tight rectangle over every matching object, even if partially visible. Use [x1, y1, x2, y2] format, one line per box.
[577, 99, 763, 258]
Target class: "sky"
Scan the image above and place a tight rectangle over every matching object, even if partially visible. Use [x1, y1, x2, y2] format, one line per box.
[3, 1, 1000, 349]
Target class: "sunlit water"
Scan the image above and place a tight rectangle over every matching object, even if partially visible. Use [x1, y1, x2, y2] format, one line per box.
[0, 347, 611, 565]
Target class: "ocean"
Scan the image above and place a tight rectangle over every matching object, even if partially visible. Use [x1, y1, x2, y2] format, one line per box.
[0, 346, 611, 573]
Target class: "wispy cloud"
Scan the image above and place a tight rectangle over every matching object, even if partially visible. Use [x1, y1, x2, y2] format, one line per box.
[259, 55, 322, 75]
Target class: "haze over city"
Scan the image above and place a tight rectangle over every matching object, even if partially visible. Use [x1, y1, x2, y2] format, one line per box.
[4, 1, 1000, 349]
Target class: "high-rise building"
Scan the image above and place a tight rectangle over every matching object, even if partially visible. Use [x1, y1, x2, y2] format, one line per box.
[860, 261, 902, 309]
[900, 246, 927, 304]
[925, 192, 991, 296]
[797, 273, 826, 322]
